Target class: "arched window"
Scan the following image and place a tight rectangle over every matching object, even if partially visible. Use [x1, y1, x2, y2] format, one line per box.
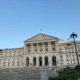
[33, 57, 36, 66]
[45, 56, 48, 66]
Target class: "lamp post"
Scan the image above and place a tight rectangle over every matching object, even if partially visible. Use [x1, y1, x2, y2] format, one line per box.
[67, 43, 72, 65]
[70, 32, 80, 68]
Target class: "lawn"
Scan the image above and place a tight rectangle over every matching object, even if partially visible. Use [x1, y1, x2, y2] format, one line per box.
[50, 68, 80, 80]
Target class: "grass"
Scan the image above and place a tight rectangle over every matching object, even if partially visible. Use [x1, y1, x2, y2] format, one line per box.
[50, 68, 80, 80]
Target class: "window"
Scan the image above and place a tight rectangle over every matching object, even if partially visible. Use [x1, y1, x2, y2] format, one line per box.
[4, 59, 6, 61]
[46, 48, 48, 52]
[67, 59, 69, 61]
[9, 59, 10, 61]
[35, 49, 37, 52]
[59, 48, 62, 52]
[61, 60, 63, 61]
[65, 49, 68, 52]
[60, 55, 62, 58]
[17, 62, 19, 66]
[18, 58, 19, 61]
[9, 52, 11, 56]
[72, 53, 74, 57]
[13, 58, 15, 61]
[29, 50, 30, 53]
[66, 55, 68, 58]
[14, 51, 16, 56]
[73, 59, 75, 61]
[5, 52, 7, 57]
[78, 49, 80, 52]
[3, 63, 5, 66]
[72, 48, 74, 52]
[19, 51, 20, 55]
[52, 48, 55, 51]
[40, 49, 43, 52]
[13, 62, 14, 66]
[8, 62, 10, 66]
[1, 53, 2, 57]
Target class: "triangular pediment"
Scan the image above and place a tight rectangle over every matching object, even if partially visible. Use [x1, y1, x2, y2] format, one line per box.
[24, 33, 58, 42]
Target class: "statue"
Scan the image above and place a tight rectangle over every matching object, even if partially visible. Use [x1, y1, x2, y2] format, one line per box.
[41, 65, 49, 80]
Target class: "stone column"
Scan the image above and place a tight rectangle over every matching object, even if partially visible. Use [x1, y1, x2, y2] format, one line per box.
[29, 57, 33, 67]
[48, 42, 51, 52]
[42, 56, 45, 66]
[55, 41, 58, 52]
[36, 57, 39, 67]
[37, 43, 38, 53]
[30, 43, 33, 53]
[42, 42, 44, 52]
[24, 44, 27, 54]
[48, 56, 52, 67]
[56, 53, 60, 67]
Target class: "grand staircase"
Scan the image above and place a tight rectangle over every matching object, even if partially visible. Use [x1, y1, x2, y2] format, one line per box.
[0, 66, 56, 80]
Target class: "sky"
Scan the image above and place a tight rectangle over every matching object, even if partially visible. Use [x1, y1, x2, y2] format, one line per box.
[0, 0, 80, 49]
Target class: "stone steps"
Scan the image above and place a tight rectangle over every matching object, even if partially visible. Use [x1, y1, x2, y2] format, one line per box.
[0, 66, 56, 80]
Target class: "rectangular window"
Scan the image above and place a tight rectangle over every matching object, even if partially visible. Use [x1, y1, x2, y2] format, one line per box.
[60, 55, 62, 58]
[19, 51, 20, 55]
[13, 62, 14, 66]
[8, 62, 10, 66]
[17, 62, 19, 66]
[5, 52, 7, 56]
[59, 49, 62, 52]
[3, 63, 5, 66]
[13, 58, 15, 61]
[78, 49, 80, 52]
[73, 59, 75, 61]
[9, 52, 11, 56]
[4, 59, 6, 61]
[14, 51, 16, 56]
[72, 48, 74, 52]
[1, 53, 2, 57]
[9, 59, 10, 61]
[65, 49, 68, 52]
[67, 59, 69, 61]
[66, 55, 68, 58]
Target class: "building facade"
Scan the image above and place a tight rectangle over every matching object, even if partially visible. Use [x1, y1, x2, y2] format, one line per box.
[0, 33, 80, 68]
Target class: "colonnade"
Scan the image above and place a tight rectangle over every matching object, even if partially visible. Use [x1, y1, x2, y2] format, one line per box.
[25, 56, 56, 67]
[24, 41, 58, 54]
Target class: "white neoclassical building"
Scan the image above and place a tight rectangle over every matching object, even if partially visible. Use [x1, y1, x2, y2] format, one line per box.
[0, 33, 80, 68]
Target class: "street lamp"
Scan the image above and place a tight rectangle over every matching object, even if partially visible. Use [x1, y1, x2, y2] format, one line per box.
[67, 43, 72, 65]
[70, 32, 80, 67]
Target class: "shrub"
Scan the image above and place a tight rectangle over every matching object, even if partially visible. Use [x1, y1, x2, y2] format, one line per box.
[67, 66, 69, 69]
[75, 65, 79, 69]
[59, 71, 62, 74]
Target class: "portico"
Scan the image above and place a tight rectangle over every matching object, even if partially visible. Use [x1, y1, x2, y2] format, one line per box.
[23, 33, 60, 68]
